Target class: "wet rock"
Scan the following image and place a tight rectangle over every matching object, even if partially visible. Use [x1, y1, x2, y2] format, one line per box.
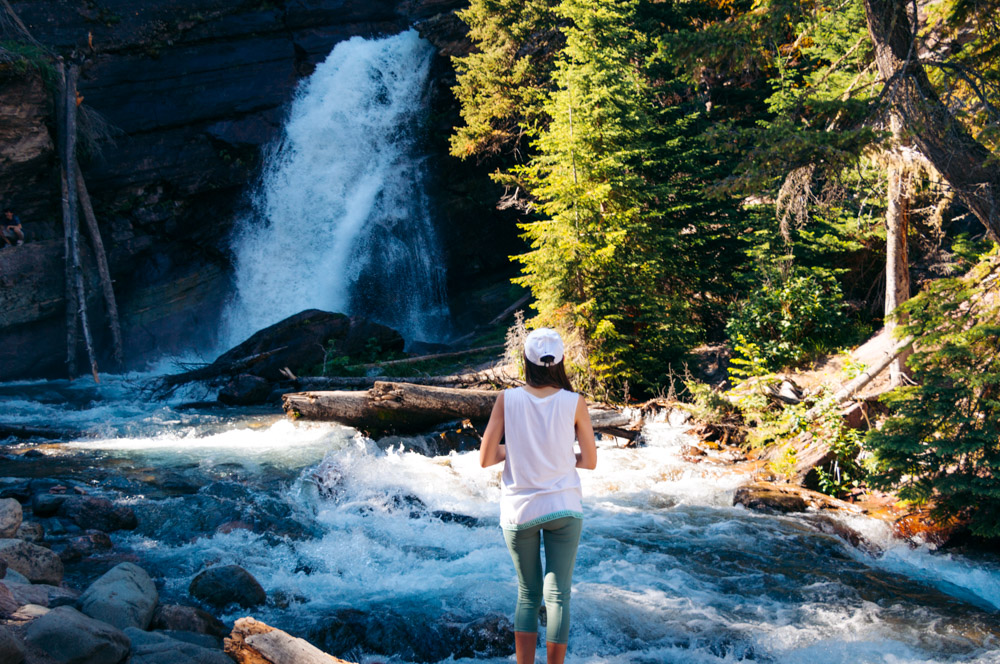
[430, 419, 482, 454]
[218, 374, 273, 406]
[806, 514, 883, 556]
[208, 310, 404, 382]
[189, 565, 266, 609]
[0, 557, 5, 579]
[0, 625, 25, 664]
[124, 627, 231, 664]
[150, 604, 227, 638]
[3, 581, 79, 608]
[0, 538, 63, 584]
[31, 493, 66, 517]
[24, 605, 131, 664]
[734, 482, 864, 515]
[0, 581, 18, 617]
[15, 520, 44, 542]
[455, 614, 515, 659]
[57, 496, 138, 532]
[56, 530, 114, 562]
[431, 511, 481, 528]
[80, 562, 158, 630]
[0, 498, 22, 537]
[156, 629, 222, 649]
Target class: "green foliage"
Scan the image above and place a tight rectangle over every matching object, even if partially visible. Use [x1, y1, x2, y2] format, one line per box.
[866, 247, 1000, 536]
[450, 0, 561, 160]
[726, 265, 847, 370]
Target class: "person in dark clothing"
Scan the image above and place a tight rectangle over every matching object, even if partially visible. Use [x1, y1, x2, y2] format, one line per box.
[2, 209, 24, 246]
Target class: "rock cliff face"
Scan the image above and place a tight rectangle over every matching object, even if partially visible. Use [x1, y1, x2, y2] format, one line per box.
[0, 0, 512, 380]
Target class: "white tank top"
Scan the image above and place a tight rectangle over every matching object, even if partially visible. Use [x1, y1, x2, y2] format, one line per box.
[500, 387, 584, 530]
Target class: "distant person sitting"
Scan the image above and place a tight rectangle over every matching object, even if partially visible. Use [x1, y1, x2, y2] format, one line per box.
[2, 208, 24, 247]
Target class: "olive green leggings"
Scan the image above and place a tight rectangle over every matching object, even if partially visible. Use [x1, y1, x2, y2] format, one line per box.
[502, 516, 583, 644]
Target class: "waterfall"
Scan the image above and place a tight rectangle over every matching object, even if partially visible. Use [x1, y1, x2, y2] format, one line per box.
[222, 30, 449, 348]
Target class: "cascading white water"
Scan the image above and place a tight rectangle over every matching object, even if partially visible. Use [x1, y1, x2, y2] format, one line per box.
[222, 30, 449, 347]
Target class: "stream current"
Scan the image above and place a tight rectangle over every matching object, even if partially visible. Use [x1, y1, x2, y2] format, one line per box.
[1, 375, 998, 664]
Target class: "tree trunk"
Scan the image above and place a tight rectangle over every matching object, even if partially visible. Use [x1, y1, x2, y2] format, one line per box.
[56, 61, 78, 378]
[283, 382, 499, 435]
[884, 116, 913, 386]
[863, 0, 1000, 242]
[62, 64, 100, 382]
[283, 381, 643, 439]
[76, 164, 124, 368]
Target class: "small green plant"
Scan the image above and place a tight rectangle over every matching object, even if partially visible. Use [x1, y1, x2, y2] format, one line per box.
[770, 443, 797, 479]
[840, 351, 867, 380]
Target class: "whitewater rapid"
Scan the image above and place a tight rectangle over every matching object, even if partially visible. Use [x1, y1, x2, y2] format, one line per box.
[223, 30, 449, 348]
[2, 376, 998, 663]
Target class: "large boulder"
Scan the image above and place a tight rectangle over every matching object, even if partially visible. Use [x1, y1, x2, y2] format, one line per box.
[0, 498, 22, 537]
[210, 310, 404, 381]
[150, 604, 227, 637]
[124, 628, 231, 664]
[218, 374, 272, 406]
[0, 625, 25, 664]
[80, 563, 158, 630]
[24, 605, 131, 664]
[3, 581, 78, 608]
[57, 496, 138, 532]
[189, 565, 266, 609]
[0, 538, 63, 584]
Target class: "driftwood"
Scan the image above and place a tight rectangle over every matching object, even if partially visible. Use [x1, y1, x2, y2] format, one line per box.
[76, 163, 123, 368]
[225, 617, 353, 664]
[157, 347, 287, 390]
[284, 381, 643, 439]
[294, 369, 510, 391]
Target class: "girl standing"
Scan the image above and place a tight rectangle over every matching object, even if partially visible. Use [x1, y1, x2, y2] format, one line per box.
[480, 328, 598, 664]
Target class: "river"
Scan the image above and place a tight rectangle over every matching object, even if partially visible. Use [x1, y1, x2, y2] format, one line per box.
[2, 374, 998, 663]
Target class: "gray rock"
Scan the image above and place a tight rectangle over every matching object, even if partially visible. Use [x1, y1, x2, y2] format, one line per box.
[0, 625, 25, 664]
[80, 563, 158, 630]
[57, 496, 138, 532]
[4, 581, 78, 608]
[149, 604, 227, 637]
[157, 630, 222, 649]
[123, 628, 230, 664]
[3, 567, 30, 584]
[24, 605, 131, 664]
[16, 520, 44, 542]
[0, 538, 63, 584]
[31, 493, 66, 517]
[217, 374, 272, 405]
[0, 580, 18, 617]
[0, 498, 22, 537]
[188, 564, 265, 608]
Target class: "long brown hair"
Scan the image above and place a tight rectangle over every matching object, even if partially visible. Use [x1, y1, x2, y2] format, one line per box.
[523, 352, 574, 391]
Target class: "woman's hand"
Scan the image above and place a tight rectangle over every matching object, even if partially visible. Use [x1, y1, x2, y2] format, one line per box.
[574, 395, 597, 470]
[479, 392, 506, 467]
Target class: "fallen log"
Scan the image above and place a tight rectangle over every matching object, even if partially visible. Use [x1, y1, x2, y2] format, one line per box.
[283, 382, 498, 435]
[294, 369, 512, 391]
[157, 348, 287, 391]
[225, 617, 354, 664]
[283, 382, 644, 439]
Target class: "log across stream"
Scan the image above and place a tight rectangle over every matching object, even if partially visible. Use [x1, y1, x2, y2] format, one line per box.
[282, 381, 641, 439]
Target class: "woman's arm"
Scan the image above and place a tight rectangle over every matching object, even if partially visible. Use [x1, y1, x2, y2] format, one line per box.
[479, 392, 506, 467]
[574, 395, 597, 470]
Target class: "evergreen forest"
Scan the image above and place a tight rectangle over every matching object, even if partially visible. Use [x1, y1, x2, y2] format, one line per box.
[451, 0, 1000, 537]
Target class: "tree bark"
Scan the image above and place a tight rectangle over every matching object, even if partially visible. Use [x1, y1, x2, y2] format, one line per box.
[283, 382, 499, 434]
[76, 164, 124, 368]
[63, 64, 100, 382]
[56, 61, 78, 378]
[863, 0, 1000, 242]
[283, 381, 643, 438]
[884, 115, 913, 386]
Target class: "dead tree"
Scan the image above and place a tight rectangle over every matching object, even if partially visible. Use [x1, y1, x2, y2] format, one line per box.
[884, 116, 913, 386]
[76, 163, 124, 368]
[864, 0, 1000, 243]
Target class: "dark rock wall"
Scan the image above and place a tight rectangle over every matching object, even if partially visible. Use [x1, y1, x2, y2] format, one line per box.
[0, 0, 519, 380]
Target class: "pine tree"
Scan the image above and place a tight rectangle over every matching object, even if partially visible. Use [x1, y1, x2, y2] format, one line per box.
[866, 248, 1000, 537]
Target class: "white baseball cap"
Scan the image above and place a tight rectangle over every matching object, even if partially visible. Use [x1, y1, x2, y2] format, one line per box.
[524, 327, 564, 366]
